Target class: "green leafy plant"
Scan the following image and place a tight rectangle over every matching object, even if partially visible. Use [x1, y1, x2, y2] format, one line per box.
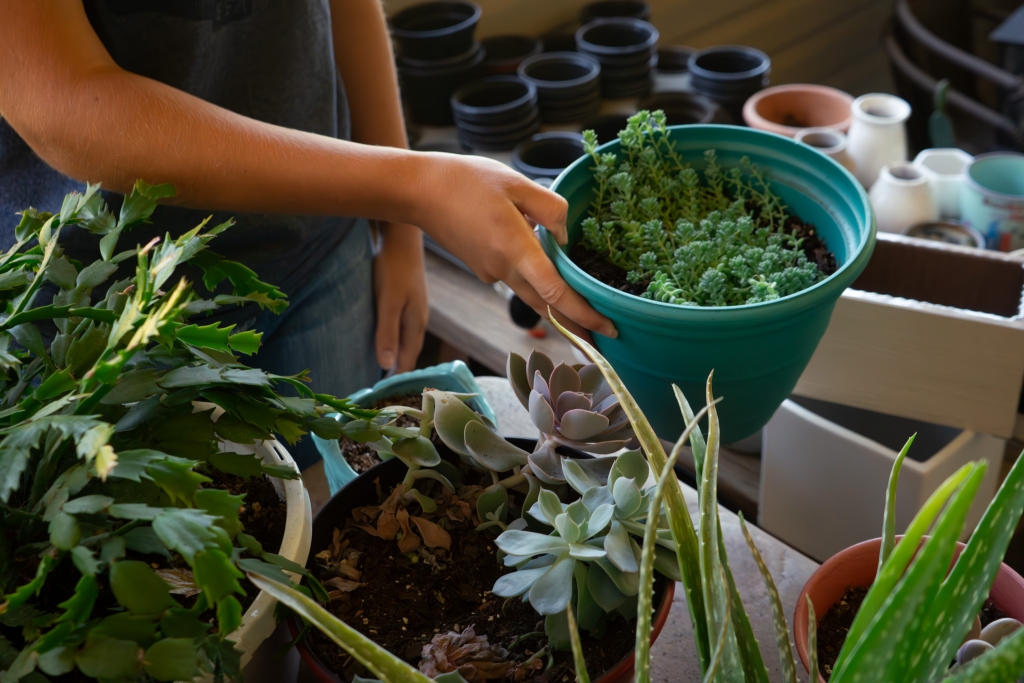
[579, 110, 826, 306]
[0, 182, 378, 683]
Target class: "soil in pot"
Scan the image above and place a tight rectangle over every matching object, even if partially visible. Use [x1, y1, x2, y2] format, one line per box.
[340, 392, 424, 474]
[815, 586, 1010, 680]
[305, 451, 669, 683]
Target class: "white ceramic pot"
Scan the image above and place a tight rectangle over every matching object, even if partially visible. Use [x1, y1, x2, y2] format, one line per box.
[869, 162, 937, 233]
[913, 147, 974, 220]
[194, 404, 313, 678]
[846, 93, 911, 188]
[794, 127, 856, 175]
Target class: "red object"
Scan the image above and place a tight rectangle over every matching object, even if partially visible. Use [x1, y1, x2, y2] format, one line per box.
[793, 536, 1024, 683]
[289, 581, 675, 683]
[528, 327, 547, 339]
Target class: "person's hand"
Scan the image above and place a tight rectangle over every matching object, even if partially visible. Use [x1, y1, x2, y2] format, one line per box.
[373, 222, 429, 373]
[407, 153, 617, 339]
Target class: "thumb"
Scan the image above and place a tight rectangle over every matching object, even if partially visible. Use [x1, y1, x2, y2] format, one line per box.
[511, 179, 569, 245]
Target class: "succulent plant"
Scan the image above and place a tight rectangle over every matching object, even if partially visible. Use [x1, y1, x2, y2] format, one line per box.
[491, 450, 680, 642]
[506, 350, 635, 485]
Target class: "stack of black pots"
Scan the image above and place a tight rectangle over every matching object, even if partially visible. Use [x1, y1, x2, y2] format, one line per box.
[451, 76, 541, 151]
[580, 0, 651, 23]
[576, 18, 659, 99]
[687, 45, 771, 123]
[511, 132, 586, 180]
[392, 1, 484, 126]
[518, 52, 602, 123]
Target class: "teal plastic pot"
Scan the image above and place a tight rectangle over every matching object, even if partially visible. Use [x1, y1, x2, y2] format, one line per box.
[312, 361, 497, 494]
[542, 124, 875, 442]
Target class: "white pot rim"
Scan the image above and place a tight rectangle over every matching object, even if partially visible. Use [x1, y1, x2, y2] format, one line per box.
[852, 93, 911, 124]
[794, 126, 847, 154]
[878, 162, 927, 186]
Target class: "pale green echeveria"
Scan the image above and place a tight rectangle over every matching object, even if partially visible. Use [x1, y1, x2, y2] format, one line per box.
[507, 351, 635, 456]
[426, 389, 531, 471]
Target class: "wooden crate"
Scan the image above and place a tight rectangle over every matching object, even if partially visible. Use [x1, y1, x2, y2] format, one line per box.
[794, 233, 1024, 438]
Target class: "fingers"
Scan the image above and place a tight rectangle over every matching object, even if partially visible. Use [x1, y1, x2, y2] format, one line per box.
[509, 177, 569, 245]
[512, 244, 617, 338]
[375, 293, 402, 372]
[396, 297, 428, 373]
[503, 270, 604, 344]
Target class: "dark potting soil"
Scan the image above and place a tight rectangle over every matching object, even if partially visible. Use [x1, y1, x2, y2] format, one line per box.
[816, 585, 868, 681]
[568, 214, 837, 302]
[307, 467, 667, 683]
[340, 393, 425, 474]
[816, 588, 1010, 681]
[204, 469, 288, 554]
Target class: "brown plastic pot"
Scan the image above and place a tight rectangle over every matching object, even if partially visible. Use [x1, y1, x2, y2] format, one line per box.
[290, 448, 676, 683]
[794, 536, 1024, 683]
[742, 84, 854, 137]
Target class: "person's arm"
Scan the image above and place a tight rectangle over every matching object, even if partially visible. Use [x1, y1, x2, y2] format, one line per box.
[0, 0, 616, 339]
[330, 0, 426, 373]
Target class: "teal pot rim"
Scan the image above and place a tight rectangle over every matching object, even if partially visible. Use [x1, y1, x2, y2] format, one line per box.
[312, 360, 496, 493]
[540, 123, 876, 326]
[966, 151, 1024, 201]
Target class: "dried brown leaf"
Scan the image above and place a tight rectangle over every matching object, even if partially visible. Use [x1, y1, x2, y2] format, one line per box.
[419, 625, 511, 681]
[155, 568, 201, 597]
[411, 516, 452, 550]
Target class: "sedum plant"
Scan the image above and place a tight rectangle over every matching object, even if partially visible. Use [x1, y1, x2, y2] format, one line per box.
[580, 110, 826, 306]
[0, 182, 379, 683]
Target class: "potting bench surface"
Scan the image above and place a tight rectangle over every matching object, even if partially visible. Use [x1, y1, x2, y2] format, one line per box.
[270, 378, 819, 683]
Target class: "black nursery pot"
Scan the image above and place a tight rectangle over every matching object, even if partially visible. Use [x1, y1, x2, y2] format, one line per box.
[482, 35, 543, 75]
[451, 75, 538, 124]
[655, 45, 694, 74]
[576, 18, 659, 98]
[291, 438, 677, 683]
[398, 43, 485, 126]
[512, 132, 586, 179]
[687, 44, 771, 101]
[582, 113, 632, 145]
[390, 1, 482, 60]
[580, 0, 651, 24]
[518, 52, 602, 123]
[639, 92, 722, 125]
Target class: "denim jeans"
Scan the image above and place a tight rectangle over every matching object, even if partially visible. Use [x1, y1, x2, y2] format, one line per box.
[247, 219, 381, 470]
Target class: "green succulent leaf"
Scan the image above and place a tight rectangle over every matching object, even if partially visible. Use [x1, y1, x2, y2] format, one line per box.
[143, 638, 202, 681]
[74, 636, 141, 680]
[879, 434, 915, 574]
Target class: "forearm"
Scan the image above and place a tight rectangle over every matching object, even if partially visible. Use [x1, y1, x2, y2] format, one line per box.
[6, 64, 430, 223]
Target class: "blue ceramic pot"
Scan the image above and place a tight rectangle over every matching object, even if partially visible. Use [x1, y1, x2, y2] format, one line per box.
[313, 361, 497, 494]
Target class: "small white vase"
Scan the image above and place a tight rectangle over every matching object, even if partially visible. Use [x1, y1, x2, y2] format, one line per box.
[794, 127, 857, 175]
[847, 93, 911, 189]
[913, 147, 974, 220]
[869, 163, 937, 233]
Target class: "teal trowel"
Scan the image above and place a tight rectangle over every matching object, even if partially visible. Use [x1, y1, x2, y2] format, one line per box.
[929, 79, 956, 148]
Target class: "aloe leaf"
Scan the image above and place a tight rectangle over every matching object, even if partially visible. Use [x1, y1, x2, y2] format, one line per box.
[830, 463, 973, 680]
[549, 313, 711, 673]
[943, 626, 1024, 682]
[677, 384, 770, 683]
[698, 374, 743, 682]
[879, 434, 915, 575]
[634, 401, 711, 683]
[914, 451, 1024, 682]
[702, 567, 733, 683]
[806, 596, 819, 683]
[738, 513, 797, 683]
[565, 606, 591, 683]
[246, 573, 432, 683]
[833, 462, 986, 683]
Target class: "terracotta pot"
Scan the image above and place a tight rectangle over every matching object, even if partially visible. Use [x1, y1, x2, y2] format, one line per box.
[742, 84, 854, 137]
[794, 536, 1024, 683]
[292, 446, 676, 683]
